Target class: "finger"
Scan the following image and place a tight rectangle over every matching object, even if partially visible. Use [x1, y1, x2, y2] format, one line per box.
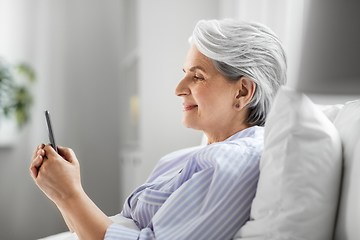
[32, 144, 45, 162]
[37, 148, 46, 158]
[30, 166, 37, 179]
[29, 155, 44, 179]
[31, 145, 41, 161]
[31, 154, 44, 169]
[44, 144, 59, 159]
[30, 163, 40, 179]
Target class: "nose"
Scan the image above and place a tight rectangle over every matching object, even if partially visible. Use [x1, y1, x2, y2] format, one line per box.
[175, 77, 190, 97]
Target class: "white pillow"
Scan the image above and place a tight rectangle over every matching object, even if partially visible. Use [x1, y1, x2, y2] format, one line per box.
[199, 104, 342, 146]
[234, 87, 342, 240]
[316, 104, 343, 122]
[333, 99, 360, 240]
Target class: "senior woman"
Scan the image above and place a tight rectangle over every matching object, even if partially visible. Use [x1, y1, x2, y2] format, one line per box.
[30, 19, 286, 240]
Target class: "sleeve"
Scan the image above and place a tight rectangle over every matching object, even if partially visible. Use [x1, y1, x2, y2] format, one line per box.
[104, 143, 261, 240]
[104, 224, 140, 240]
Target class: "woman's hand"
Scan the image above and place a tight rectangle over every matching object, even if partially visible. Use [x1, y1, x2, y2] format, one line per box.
[30, 144, 83, 206]
[30, 144, 113, 239]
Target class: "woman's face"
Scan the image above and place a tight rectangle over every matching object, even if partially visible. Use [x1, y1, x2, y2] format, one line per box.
[175, 45, 243, 137]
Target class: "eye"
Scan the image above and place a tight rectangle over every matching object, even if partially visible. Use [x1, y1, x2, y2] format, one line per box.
[194, 75, 204, 81]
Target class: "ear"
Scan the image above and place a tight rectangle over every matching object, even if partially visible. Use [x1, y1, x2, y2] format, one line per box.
[235, 76, 256, 110]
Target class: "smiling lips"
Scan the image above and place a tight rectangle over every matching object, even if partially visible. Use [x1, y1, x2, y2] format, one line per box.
[183, 103, 198, 111]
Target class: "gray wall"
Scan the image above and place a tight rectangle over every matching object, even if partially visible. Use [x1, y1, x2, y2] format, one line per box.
[297, 0, 360, 94]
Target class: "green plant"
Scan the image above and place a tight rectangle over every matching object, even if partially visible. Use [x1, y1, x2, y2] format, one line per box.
[0, 58, 36, 128]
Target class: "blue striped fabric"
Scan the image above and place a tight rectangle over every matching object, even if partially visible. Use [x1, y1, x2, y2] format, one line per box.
[105, 126, 264, 240]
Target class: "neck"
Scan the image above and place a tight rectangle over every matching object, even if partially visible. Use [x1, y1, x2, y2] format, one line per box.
[205, 124, 250, 145]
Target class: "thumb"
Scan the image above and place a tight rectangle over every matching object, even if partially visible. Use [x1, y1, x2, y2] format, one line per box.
[57, 146, 78, 164]
[44, 144, 59, 158]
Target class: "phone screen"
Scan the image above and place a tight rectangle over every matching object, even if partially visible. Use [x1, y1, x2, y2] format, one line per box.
[45, 110, 58, 153]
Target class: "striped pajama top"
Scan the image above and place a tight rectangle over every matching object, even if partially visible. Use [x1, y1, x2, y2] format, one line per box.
[105, 126, 264, 240]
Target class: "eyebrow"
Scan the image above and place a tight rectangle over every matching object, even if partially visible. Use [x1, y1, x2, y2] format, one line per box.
[183, 66, 206, 73]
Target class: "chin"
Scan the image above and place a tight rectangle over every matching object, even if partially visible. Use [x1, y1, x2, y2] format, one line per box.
[182, 118, 202, 130]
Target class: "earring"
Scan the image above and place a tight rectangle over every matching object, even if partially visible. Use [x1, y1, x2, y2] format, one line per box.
[236, 104, 240, 108]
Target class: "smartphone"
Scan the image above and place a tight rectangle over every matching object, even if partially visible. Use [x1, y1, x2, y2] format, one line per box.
[45, 110, 58, 153]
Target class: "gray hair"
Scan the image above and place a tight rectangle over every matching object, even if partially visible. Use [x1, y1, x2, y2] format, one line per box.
[189, 19, 287, 126]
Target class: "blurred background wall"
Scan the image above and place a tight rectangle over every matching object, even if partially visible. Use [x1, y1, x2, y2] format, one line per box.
[0, 1, 123, 239]
[0, 0, 359, 239]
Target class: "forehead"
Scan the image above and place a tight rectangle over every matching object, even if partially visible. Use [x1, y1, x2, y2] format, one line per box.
[183, 45, 215, 73]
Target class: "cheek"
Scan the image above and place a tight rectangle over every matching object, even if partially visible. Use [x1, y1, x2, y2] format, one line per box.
[195, 87, 231, 111]
[193, 86, 214, 106]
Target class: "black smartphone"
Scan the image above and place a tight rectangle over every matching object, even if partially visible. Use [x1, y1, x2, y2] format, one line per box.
[45, 110, 58, 153]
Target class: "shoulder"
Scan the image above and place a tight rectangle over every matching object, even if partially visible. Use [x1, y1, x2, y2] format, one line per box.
[194, 126, 264, 173]
[146, 145, 205, 183]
